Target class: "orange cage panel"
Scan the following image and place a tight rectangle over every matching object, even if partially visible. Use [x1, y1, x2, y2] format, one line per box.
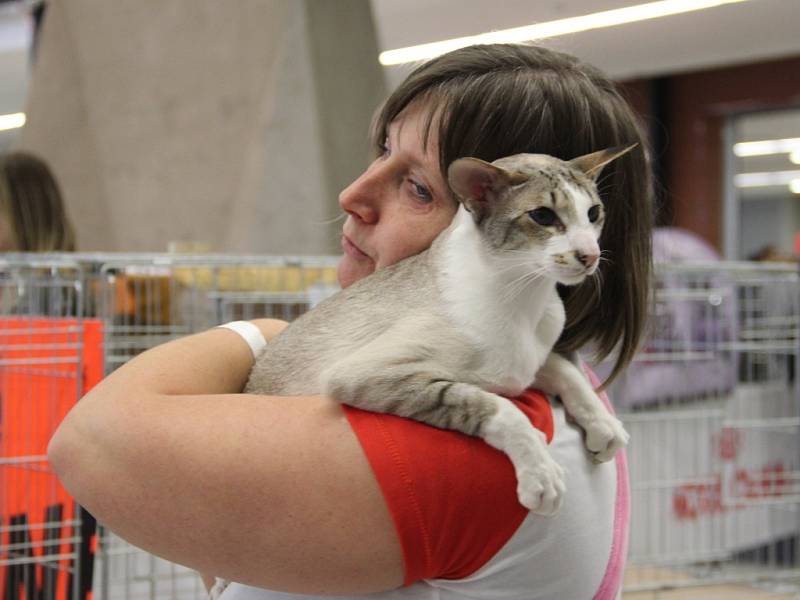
[1, 318, 103, 600]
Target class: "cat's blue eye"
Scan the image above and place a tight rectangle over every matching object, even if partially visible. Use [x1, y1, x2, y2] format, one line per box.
[529, 207, 558, 227]
[588, 205, 601, 223]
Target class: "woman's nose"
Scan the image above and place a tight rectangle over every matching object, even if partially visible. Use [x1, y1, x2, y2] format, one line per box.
[338, 161, 386, 224]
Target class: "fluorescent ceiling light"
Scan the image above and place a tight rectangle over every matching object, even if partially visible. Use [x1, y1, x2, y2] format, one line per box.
[379, 0, 750, 66]
[790, 151, 800, 165]
[790, 179, 800, 194]
[0, 112, 26, 132]
[734, 170, 800, 188]
[733, 137, 800, 157]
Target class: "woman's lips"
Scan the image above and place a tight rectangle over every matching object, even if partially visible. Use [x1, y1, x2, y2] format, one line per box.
[341, 234, 370, 260]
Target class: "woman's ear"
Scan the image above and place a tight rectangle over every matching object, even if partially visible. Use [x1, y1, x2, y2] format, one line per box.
[569, 143, 638, 181]
[447, 158, 525, 223]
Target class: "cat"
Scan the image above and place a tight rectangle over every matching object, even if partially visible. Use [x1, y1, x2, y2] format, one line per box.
[245, 146, 633, 514]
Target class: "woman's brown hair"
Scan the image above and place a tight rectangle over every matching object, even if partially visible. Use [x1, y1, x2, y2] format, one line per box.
[373, 44, 654, 386]
[0, 151, 76, 251]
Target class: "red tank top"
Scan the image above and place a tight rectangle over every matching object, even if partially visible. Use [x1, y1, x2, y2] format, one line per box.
[343, 389, 554, 584]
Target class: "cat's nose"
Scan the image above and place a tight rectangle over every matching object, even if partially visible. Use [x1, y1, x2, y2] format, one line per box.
[576, 252, 599, 268]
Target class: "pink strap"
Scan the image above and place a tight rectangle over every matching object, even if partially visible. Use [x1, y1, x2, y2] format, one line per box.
[585, 368, 630, 600]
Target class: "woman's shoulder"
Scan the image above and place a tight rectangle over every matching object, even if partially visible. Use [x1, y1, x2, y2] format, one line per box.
[343, 391, 626, 594]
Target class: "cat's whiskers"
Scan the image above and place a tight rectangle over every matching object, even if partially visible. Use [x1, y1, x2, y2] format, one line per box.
[491, 249, 548, 269]
[512, 270, 550, 303]
[500, 270, 541, 302]
[597, 251, 613, 269]
[499, 266, 551, 302]
[501, 267, 549, 305]
[589, 265, 605, 296]
[491, 255, 544, 278]
[501, 275, 534, 305]
[494, 262, 538, 279]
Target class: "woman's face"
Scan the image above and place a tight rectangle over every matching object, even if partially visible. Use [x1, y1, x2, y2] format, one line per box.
[336, 106, 458, 288]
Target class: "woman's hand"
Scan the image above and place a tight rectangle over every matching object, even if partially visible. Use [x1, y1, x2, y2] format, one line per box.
[47, 319, 403, 595]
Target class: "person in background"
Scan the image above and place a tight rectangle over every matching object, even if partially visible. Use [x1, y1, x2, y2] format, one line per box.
[0, 151, 75, 252]
[749, 244, 798, 262]
[48, 43, 653, 599]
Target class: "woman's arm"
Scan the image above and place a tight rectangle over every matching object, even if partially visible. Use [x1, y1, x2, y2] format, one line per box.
[47, 319, 404, 595]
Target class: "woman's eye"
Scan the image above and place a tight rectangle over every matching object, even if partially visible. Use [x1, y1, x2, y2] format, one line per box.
[588, 205, 601, 223]
[378, 139, 391, 158]
[529, 207, 558, 226]
[410, 180, 433, 202]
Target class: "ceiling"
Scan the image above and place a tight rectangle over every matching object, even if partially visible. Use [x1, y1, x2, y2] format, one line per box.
[370, 0, 800, 86]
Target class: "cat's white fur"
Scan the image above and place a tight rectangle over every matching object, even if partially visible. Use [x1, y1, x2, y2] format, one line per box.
[438, 195, 627, 511]
[440, 206, 565, 395]
[243, 148, 633, 517]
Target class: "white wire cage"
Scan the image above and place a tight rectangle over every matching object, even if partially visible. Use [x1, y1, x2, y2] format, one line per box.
[609, 261, 800, 599]
[0, 253, 340, 600]
[1, 253, 798, 599]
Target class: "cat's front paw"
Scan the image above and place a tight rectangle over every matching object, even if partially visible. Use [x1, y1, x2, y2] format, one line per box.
[516, 455, 566, 516]
[584, 413, 629, 463]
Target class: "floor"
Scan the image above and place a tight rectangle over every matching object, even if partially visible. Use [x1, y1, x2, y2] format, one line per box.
[624, 566, 800, 599]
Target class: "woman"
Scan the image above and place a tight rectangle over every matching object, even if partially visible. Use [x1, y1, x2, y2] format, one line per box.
[48, 44, 652, 599]
[0, 151, 76, 252]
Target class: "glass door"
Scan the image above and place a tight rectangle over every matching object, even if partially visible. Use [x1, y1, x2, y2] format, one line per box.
[726, 108, 800, 261]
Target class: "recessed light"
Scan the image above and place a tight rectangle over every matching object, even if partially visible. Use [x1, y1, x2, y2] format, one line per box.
[733, 138, 800, 157]
[0, 112, 25, 132]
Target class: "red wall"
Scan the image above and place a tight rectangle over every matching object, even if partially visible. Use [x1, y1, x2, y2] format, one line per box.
[620, 55, 800, 251]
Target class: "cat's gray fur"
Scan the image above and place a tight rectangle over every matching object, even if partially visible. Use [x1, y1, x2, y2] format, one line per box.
[245, 148, 632, 514]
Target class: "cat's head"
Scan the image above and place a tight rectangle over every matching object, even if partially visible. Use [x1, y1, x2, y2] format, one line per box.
[447, 145, 635, 286]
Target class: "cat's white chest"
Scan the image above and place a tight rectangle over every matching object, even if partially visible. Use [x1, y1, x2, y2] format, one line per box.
[480, 297, 564, 395]
[439, 206, 567, 394]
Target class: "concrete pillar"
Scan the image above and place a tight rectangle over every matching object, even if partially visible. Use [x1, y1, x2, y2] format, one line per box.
[17, 0, 385, 253]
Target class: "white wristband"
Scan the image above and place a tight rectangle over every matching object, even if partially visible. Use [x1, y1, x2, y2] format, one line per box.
[217, 320, 267, 361]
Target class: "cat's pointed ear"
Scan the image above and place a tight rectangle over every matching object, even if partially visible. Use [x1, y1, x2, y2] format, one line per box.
[448, 158, 527, 223]
[569, 143, 638, 181]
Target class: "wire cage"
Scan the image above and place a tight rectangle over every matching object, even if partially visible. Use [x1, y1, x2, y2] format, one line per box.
[0, 254, 97, 600]
[1, 253, 798, 599]
[0, 253, 339, 600]
[608, 261, 800, 599]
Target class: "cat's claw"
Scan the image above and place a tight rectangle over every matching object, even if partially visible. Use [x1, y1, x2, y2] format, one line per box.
[516, 458, 566, 515]
[584, 413, 629, 463]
